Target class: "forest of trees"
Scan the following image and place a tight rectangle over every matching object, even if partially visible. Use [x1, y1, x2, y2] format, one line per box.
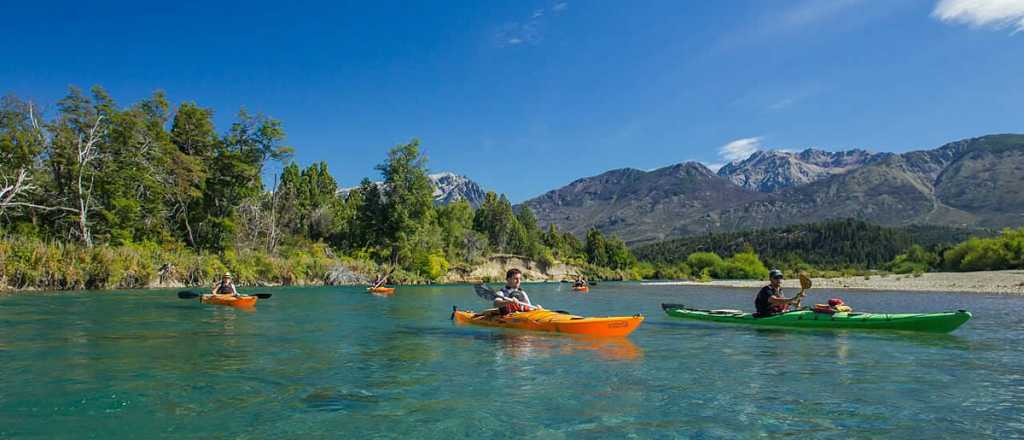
[632, 219, 982, 270]
[0, 87, 637, 290]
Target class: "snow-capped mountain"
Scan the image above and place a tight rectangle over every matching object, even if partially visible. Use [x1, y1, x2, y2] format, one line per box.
[338, 172, 487, 208]
[428, 172, 487, 208]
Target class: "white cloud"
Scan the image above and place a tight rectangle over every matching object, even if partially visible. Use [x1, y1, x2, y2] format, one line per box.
[553, 2, 569, 13]
[933, 0, 1024, 32]
[720, 137, 764, 162]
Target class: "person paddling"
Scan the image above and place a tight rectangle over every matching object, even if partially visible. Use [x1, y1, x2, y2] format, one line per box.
[371, 273, 388, 289]
[573, 275, 588, 288]
[211, 272, 240, 297]
[493, 268, 540, 314]
[754, 269, 805, 317]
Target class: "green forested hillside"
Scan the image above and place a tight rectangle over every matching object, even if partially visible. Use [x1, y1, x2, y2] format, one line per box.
[632, 219, 984, 270]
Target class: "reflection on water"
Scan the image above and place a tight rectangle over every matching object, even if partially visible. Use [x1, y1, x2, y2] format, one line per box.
[488, 332, 643, 361]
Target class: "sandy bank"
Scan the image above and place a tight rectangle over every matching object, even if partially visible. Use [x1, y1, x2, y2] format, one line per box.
[642, 270, 1024, 294]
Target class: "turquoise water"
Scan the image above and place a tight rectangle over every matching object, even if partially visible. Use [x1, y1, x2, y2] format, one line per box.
[1, 283, 1021, 439]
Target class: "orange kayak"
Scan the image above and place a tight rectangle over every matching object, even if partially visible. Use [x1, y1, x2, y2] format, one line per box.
[368, 287, 395, 294]
[200, 294, 257, 308]
[453, 309, 643, 337]
[572, 286, 589, 292]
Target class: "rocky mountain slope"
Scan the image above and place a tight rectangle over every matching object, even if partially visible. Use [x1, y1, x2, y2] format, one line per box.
[717, 148, 882, 192]
[428, 172, 487, 208]
[524, 134, 1024, 245]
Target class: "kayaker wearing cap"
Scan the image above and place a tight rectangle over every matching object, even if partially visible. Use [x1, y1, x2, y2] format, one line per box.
[754, 269, 805, 317]
[493, 268, 540, 314]
[211, 272, 240, 297]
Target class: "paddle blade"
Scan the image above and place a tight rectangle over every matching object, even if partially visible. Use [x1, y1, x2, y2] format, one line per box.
[799, 273, 812, 289]
[177, 291, 201, 299]
[253, 293, 273, 299]
[474, 284, 498, 301]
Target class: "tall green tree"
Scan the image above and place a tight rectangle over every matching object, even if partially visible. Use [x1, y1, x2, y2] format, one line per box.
[585, 228, 609, 266]
[376, 139, 436, 266]
[168, 102, 218, 247]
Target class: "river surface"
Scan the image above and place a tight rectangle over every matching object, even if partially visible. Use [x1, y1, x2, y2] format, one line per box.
[1, 283, 1021, 439]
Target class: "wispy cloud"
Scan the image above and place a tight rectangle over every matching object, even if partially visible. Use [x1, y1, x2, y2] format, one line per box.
[768, 97, 796, 111]
[713, 0, 906, 51]
[932, 0, 1024, 33]
[496, 2, 569, 47]
[777, 0, 865, 29]
[720, 137, 764, 162]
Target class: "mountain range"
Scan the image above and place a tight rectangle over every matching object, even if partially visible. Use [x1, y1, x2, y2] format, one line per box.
[523, 134, 1024, 245]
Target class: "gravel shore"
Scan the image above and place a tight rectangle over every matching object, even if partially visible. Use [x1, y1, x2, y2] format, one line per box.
[642, 270, 1024, 294]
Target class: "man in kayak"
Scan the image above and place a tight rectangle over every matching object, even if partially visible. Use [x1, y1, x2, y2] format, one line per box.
[494, 268, 540, 314]
[211, 272, 240, 297]
[573, 275, 587, 288]
[754, 269, 805, 317]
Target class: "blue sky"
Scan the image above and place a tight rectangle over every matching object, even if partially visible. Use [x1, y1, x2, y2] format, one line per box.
[3, 0, 1023, 202]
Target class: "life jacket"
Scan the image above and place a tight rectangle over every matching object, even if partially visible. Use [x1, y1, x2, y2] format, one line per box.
[216, 281, 234, 294]
[499, 301, 529, 315]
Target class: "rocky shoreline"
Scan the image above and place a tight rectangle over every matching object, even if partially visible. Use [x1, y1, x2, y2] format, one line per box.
[643, 270, 1024, 295]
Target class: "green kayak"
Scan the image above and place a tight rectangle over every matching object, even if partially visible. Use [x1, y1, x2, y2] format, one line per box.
[661, 303, 971, 333]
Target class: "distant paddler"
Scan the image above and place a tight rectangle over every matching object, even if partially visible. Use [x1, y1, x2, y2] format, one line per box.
[573, 275, 589, 290]
[368, 265, 396, 293]
[211, 272, 240, 297]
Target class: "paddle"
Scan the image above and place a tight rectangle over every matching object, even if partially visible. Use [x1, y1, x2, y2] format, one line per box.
[177, 290, 272, 299]
[471, 284, 567, 314]
[791, 273, 812, 309]
[371, 265, 397, 289]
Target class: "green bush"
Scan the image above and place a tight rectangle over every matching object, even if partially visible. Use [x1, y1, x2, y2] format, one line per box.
[942, 228, 1024, 272]
[686, 252, 723, 277]
[712, 251, 769, 280]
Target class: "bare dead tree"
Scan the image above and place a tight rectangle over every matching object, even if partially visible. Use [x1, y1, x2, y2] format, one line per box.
[27, 101, 105, 246]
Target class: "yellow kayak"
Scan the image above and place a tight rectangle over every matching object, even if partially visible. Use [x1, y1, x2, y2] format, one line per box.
[452, 308, 643, 337]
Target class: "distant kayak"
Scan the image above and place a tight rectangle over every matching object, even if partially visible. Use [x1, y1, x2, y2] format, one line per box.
[661, 303, 971, 333]
[201, 294, 258, 308]
[368, 287, 395, 294]
[453, 308, 643, 337]
[572, 286, 589, 292]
